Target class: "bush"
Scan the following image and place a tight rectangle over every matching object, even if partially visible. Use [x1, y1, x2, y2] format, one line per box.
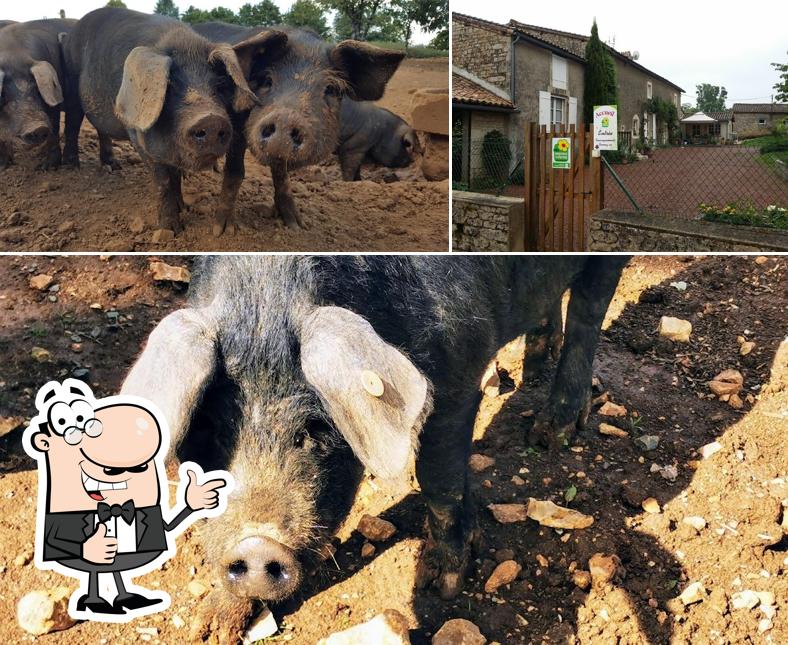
[699, 202, 788, 229]
[365, 40, 447, 58]
[761, 140, 788, 154]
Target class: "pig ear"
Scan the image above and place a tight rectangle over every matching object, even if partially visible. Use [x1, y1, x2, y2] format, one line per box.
[330, 41, 405, 101]
[30, 61, 63, 107]
[121, 308, 217, 455]
[115, 46, 172, 132]
[300, 306, 432, 480]
[231, 30, 288, 78]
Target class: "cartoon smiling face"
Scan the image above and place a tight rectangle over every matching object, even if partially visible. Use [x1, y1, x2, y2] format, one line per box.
[32, 402, 163, 512]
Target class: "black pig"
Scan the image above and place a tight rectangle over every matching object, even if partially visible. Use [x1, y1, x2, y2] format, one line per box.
[0, 19, 76, 169]
[121, 255, 628, 642]
[192, 22, 404, 231]
[337, 100, 419, 180]
[62, 8, 283, 234]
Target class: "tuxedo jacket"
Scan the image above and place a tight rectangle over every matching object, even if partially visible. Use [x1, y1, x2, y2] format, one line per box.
[42, 505, 192, 561]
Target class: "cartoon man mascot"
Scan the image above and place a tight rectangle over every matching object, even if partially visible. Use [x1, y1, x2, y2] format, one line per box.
[23, 379, 233, 621]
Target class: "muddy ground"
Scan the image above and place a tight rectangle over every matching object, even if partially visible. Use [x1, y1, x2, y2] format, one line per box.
[0, 58, 449, 252]
[0, 255, 786, 644]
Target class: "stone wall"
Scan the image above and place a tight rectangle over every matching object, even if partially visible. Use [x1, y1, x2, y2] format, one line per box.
[589, 210, 788, 251]
[616, 59, 680, 143]
[452, 19, 510, 92]
[452, 192, 525, 251]
[734, 112, 783, 138]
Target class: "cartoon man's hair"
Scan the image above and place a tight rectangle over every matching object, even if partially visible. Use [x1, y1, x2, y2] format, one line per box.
[32, 380, 100, 442]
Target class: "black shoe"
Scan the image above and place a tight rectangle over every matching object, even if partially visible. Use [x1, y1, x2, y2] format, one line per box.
[113, 593, 164, 611]
[76, 594, 127, 615]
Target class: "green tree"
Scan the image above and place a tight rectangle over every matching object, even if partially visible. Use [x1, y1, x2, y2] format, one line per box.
[695, 84, 728, 112]
[772, 52, 788, 103]
[429, 28, 447, 50]
[207, 7, 239, 23]
[385, 0, 420, 51]
[181, 6, 210, 23]
[153, 0, 180, 18]
[285, 0, 329, 37]
[238, 1, 282, 26]
[106, 0, 127, 7]
[333, 9, 398, 41]
[583, 20, 617, 125]
[319, 0, 385, 40]
[681, 103, 698, 116]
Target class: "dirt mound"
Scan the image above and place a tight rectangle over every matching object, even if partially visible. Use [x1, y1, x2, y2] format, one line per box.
[0, 255, 785, 644]
[0, 58, 449, 252]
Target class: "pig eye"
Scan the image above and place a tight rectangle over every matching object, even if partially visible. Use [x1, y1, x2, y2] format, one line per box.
[258, 74, 273, 91]
[324, 85, 340, 98]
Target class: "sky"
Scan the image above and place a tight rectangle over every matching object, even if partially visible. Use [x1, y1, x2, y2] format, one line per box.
[452, 1, 788, 107]
[5, 1, 435, 44]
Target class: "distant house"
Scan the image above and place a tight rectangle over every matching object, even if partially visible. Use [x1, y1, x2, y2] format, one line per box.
[732, 103, 788, 138]
[452, 12, 685, 184]
[680, 110, 734, 144]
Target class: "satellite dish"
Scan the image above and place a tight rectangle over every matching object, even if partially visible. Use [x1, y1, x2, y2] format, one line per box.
[632, 51, 640, 60]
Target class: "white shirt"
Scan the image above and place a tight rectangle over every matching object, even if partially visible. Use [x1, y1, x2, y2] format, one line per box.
[94, 514, 137, 553]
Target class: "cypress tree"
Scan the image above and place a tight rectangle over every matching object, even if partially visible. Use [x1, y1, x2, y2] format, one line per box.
[584, 19, 618, 125]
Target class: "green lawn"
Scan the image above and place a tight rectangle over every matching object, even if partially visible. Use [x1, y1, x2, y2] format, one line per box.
[742, 135, 788, 170]
[367, 40, 448, 58]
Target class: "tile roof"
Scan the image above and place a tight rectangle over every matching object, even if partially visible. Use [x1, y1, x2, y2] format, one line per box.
[452, 73, 515, 109]
[706, 110, 733, 121]
[452, 12, 513, 36]
[732, 103, 788, 114]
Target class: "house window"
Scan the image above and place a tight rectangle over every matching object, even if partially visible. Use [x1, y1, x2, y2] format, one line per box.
[758, 118, 767, 126]
[692, 124, 701, 136]
[551, 97, 566, 126]
[647, 82, 653, 99]
[643, 112, 649, 139]
[552, 55, 568, 91]
[633, 115, 640, 138]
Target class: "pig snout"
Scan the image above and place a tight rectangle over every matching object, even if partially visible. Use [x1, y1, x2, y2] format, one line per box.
[182, 112, 231, 163]
[256, 110, 308, 159]
[19, 124, 51, 148]
[223, 535, 302, 601]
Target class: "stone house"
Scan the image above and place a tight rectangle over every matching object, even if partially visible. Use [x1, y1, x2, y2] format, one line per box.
[452, 13, 684, 184]
[732, 103, 788, 138]
[680, 110, 734, 144]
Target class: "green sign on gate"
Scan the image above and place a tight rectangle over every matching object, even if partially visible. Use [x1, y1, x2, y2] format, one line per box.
[552, 137, 571, 169]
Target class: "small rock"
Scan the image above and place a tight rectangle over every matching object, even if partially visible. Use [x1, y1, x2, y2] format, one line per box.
[511, 475, 525, 486]
[484, 560, 521, 593]
[171, 614, 185, 629]
[572, 570, 591, 590]
[468, 454, 495, 473]
[588, 553, 624, 587]
[29, 274, 54, 291]
[357, 514, 396, 542]
[526, 498, 594, 529]
[31, 347, 51, 363]
[670, 281, 688, 291]
[187, 580, 209, 598]
[731, 590, 759, 610]
[642, 498, 661, 514]
[494, 548, 515, 563]
[136, 627, 158, 637]
[728, 393, 744, 409]
[17, 587, 75, 635]
[658, 316, 692, 343]
[318, 609, 410, 645]
[707, 587, 728, 615]
[758, 618, 773, 634]
[243, 609, 278, 644]
[708, 370, 744, 397]
[129, 217, 146, 233]
[658, 464, 678, 481]
[599, 422, 628, 438]
[150, 261, 191, 284]
[755, 256, 768, 265]
[598, 401, 627, 417]
[739, 341, 755, 356]
[679, 581, 706, 605]
[682, 516, 706, 531]
[151, 228, 175, 243]
[361, 542, 375, 559]
[56, 220, 74, 233]
[488, 503, 528, 524]
[699, 442, 722, 459]
[635, 435, 660, 451]
[755, 591, 775, 607]
[480, 362, 500, 397]
[432, 618, 486, 645]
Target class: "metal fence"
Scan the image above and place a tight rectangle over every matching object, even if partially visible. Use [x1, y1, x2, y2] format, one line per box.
[453, 134, 524, 196]
[603, 143, 788, 223]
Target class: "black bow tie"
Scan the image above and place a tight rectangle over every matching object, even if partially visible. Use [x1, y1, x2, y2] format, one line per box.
[97, 500, 135, 524]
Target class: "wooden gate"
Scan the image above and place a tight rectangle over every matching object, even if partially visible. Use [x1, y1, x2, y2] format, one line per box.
[522, 123, 604, 251]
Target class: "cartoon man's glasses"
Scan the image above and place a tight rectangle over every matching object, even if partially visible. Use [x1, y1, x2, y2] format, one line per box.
[46, 399, 103, 445]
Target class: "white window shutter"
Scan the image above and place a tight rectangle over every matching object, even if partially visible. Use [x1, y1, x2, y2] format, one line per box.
[569, 97, 578, 126]
[539, 91, 551, 126]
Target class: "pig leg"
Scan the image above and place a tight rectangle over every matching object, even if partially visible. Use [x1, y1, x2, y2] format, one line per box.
[152, 163, 185, 234]
[98, 133, 121, 171]
[339, 151, 364, 181]
[37, 110, 62, 171]
[415, 392, 481, 599]
[62, 104, 83, 168]
[271, 161, 306, 229]
[530, 260, 622, 449]
[213, 129, 246, 237]
[189, 587, 255, 645]
[523, 299, 564, 381]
